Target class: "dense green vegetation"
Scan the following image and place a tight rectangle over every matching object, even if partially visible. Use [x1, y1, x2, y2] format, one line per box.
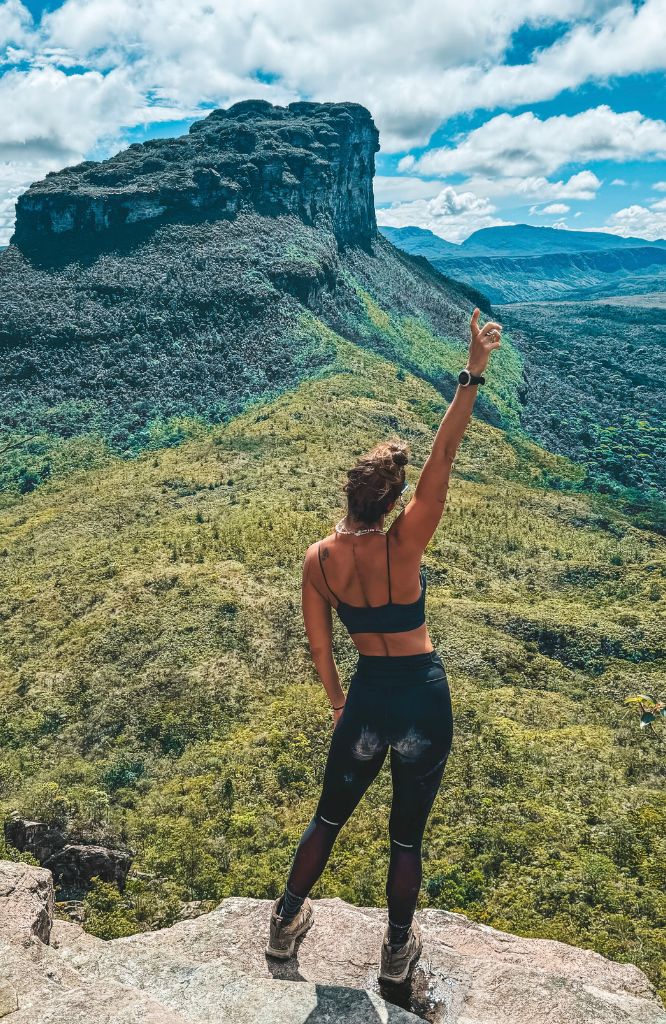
[498, 297, 666, 503]
[1, 328, 664, 994]
[0, 218, 501, 499]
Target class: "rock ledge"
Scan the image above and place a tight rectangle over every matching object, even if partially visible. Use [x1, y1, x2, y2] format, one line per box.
[1, 860, 664, 1023]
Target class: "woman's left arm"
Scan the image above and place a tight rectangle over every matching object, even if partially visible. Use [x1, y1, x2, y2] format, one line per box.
[302, 547, 346, 726]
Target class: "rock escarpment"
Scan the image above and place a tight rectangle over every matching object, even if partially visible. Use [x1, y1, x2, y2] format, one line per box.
[1, 861, 664, 1024]
[4, 818, 132, 898]
[0, 97, 489, 469]
[12, 100, 379, 251]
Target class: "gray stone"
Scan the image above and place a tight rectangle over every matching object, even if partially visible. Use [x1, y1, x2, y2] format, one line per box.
[2, 861, 665, 1024]
[3, 818, 67, 864]
[0, 860, 54, 943]
[0, 984, 18, 1018]
[42, 843, 132, 897]
[4, 818, 133, 898]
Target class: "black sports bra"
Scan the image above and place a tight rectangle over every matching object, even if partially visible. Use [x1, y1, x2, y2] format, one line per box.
[317, 535, 427, 635]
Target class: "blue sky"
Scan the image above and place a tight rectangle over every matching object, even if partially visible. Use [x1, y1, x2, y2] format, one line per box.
[1, 0, 665, 243]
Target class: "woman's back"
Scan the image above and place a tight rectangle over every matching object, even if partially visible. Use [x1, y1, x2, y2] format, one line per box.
[315, 528, 433, 656]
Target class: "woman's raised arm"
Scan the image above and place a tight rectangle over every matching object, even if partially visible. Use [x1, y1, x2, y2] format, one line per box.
[395, 308, 502, 554]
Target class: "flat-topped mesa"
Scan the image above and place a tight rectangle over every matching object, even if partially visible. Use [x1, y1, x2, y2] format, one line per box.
[12, 99, 380, 251]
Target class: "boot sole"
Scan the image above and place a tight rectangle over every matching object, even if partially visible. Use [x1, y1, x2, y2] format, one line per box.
[265, 915, 314, 959]
[378, 938, 423, 984]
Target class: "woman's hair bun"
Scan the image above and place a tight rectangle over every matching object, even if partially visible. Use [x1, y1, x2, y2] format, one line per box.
[342, 438, 411, 525]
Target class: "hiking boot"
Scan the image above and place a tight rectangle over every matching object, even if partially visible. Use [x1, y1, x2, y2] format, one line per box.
[378, 919, 423, 984]
[265, 895, 314, 959]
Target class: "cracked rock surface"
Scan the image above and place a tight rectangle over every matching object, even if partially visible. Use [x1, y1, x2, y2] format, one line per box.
[2, 860, 665, 1024]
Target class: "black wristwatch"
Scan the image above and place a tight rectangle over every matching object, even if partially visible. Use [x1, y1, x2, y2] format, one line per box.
[458, 368, 485, 387]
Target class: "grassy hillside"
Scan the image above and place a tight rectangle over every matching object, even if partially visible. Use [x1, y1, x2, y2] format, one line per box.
[1, 323, 664, 994]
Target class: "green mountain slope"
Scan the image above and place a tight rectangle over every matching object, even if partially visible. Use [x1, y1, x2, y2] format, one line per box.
[1, 333, 664, 992]
[496, 297, 666, 502]
[0, 222, 511, 496]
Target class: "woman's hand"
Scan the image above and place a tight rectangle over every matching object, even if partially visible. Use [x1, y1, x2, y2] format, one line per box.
[332, 705, 345, 729]
[467, 307, 502, 376]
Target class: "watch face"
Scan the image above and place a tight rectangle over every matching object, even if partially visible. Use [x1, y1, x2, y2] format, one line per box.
[458, 369, 470, 385]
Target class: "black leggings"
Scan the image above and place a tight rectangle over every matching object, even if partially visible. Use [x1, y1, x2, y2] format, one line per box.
[284, 650, 454, 930]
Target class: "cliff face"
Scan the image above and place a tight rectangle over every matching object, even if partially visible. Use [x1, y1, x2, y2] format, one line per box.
[0, 98, 488, 478]
[12, 99, 379, 250]
[1, 861, 665, 1024]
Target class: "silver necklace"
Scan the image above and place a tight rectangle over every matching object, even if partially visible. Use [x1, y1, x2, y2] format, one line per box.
[335, 517, 385, 536]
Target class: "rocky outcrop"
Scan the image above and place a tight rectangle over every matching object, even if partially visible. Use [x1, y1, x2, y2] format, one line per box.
[12, 100, 379, 252]
[4, 818, 67, 864]
[1, 861, 664, 1024]
[42, 844, 132, 898]
[0, 861, 53, 944]
[4, 819, 132, 898]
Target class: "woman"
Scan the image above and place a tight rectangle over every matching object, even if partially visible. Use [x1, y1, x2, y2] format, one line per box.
[266, 307, 502, 984]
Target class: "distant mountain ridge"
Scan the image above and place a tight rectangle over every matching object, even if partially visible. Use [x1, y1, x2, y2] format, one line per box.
[380, 224, 666, 302]
[382, 223, 666, 255]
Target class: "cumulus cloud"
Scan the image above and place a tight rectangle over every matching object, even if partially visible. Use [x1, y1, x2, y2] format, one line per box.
[1, 0, 665, 156]
[0, 0, 33, 49]
[400, 106, 666, 178]
[610, 178, 627, 186]
[461, 170, 600, 201]
[652, 181, 666, 191]
[374, 176, 445, 205]
[603, 203, 666, 240]
[0, 0, 665, 241]
[376, 184, 511, 243]
[530, 202, 571, 215]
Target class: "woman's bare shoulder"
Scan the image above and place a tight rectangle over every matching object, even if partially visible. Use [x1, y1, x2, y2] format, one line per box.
[304, 534, 336, 563]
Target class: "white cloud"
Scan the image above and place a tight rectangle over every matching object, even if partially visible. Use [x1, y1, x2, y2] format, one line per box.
[374, 176, 445, 205]
[652, 181, 666, 191]
[0, 0, 664, 242]
[0, 0, 663, 157]
[603, 203, 666, 240]
[376, 173, 578, 208]
[463, 170, 600, 200]
[0, 0, 33, 49]
[610, 178, 627, 186]
[400, 106, 666, 178]
[376, 184, 512, 243]
[530, 202, 571, 215]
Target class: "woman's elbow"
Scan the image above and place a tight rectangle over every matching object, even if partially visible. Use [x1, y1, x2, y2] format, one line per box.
[309, 641, 332, 661]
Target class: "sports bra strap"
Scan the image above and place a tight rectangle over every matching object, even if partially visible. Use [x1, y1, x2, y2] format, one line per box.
[385, 533, 392, 603]
[317, 542, 341, 603]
